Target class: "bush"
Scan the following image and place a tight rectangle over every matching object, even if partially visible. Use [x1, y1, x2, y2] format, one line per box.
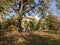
[7, 25, 17, 31]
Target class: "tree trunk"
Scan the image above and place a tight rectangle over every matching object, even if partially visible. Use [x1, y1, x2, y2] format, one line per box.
[58, 28, 60, 36]
[17, 16, 23, 32]
[17, 0, 24, 32]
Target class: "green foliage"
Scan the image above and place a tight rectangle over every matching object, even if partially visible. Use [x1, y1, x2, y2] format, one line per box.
[45, 15, 58, 30]
[35, 20, 41, 30]
[0, 21, 7, 30]
[28, 21, 34, 30]
[0, 0, 59, 31]
[56, 0, 60, 9]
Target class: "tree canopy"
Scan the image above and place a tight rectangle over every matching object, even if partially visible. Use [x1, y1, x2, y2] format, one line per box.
[0, 0, 60, 31]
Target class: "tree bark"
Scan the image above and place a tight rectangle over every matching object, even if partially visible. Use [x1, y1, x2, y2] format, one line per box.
[17, 0, 24, 32]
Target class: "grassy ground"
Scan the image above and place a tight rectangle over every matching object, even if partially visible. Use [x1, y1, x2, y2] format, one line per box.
[0, 30, 60, 45]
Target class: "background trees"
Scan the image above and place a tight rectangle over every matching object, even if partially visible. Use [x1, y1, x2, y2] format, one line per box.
[0, 0, 60, 32]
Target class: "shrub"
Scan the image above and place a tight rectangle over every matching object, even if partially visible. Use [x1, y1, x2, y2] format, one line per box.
[7, 25, 17, 31]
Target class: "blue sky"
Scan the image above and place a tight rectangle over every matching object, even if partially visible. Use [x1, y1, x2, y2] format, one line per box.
[5, 0, 60, 19]
[48, 0, 60, 16]
[34, 0, 60, 16]
[34, 0, 39, 4]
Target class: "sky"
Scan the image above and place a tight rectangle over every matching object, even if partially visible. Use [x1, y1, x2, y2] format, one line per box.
[34, 0, 60, 16]
[5, 0, 60, 19]
[48, 0, 60, 16]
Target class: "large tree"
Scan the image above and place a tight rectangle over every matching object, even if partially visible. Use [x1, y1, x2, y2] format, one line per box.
[0, 0, 34, 31]
[0, 0, 49, 31]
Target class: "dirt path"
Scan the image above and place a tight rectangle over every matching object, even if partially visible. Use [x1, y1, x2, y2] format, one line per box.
[32, 31, 60, 40]
[0, 30, 60, 45]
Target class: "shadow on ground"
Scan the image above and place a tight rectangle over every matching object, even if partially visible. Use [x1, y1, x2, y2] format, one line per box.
[0, 31, 60, 45]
